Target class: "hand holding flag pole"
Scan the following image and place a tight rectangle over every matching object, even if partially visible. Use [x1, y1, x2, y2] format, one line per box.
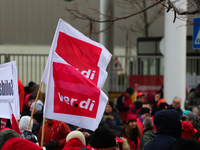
[27, 82, 43, 131]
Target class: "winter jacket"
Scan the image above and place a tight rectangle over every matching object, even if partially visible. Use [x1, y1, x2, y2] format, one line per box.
[144, 110, 182, 150]
[1, 137, 43, 150]
[140, 128, 156, 150]
[117, 93, 132, 122]
[62, 138, 85, 150]
[185, 91, 200, 110]
[38, 120, 71, 150]
[0, 129, 23, 149]
[122, 128, 141, 150]
[168, 104, 183, 120]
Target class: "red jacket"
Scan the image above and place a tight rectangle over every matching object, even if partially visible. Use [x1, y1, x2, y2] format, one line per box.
[117, 93, 132, 122]
[123, 134, 140, 150]
[2, 137, 43, 150]
[62, 138, 85, 150]
[38, 120, 71, 150]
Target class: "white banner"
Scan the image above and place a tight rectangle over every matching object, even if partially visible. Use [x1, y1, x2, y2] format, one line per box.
[0, 61, 20, 120]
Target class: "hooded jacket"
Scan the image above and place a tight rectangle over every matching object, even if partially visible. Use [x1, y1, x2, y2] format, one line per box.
[144, 110, 182, 150]
[117, 92, 132, 122]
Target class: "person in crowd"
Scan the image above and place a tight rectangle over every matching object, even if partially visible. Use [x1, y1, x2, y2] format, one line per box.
[24, 81, 35, 96]
[129, 92, 145, 115]
[30, 100, 43, 114]
[182, 110, 191, 121]
[185, 83, 200, 111]
[144, 110, 182, 150]
[174, 137, 200, 150]
[157, 102, 168, 111]
[62, 131, 86, 150]
[0, 129, 23, 149]
[19, 116, 39, 144]
[104, 101, 123, 131]
[181, 121, 195, 139]
[140, 118, 156, 150]
[21, 94, 35, 116]
[38, 119, 71, 150]
[89, 125, 119, 150]
[1, 137, 43, 150]
[146, 93, 155, 105]
[32, 112, 43, 137]
[156, 85, 164, 99]
[122, 114, 141, 150]
[184, 112, 200, 140]
[117, 87, 134, 123]
[168, 97, 183, 119]
[136, 107, 151, 134]
[30, 84, 45, 104]
[192, 106, 200, 117]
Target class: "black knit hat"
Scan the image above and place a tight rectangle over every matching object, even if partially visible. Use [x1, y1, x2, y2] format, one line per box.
[140, 107, 151, 115]
[33, 112, 43, 123]
[90, 125, 118, 148]
[22, 130, 38, 143]
[107, 101, 113, 109]
[158, 103, 169, 111]
[126, 87, 134, 95]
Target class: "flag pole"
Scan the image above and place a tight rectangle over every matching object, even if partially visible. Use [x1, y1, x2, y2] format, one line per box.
[27, 82, 43, 131]
[41, 117, 46, 148]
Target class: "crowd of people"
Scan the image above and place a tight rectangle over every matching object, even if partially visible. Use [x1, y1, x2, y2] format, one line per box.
[1, 82, 200, 150]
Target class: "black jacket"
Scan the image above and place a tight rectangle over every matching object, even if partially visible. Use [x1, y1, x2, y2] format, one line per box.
[145, 110, 182, 150]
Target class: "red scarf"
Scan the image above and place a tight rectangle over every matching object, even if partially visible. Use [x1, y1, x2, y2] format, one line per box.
[63, 138, 85, 150]
[49, 120, 61, 141]
[1, 118, 7, 130]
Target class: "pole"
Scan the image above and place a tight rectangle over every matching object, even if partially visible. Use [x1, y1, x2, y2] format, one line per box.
[41, 117, 46, 147]
[164, 0, 187, 110]
[100, 0, 114, 93]
[27, 82, 43, 131]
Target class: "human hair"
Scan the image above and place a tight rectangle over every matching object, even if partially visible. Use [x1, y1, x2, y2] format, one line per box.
[124, 124, 142, 140]
[173, 97, 181, 102]
[143, 118, 153, 129]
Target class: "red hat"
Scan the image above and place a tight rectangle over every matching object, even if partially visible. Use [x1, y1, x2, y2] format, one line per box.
[126, 114, 137, 123]
[136, 92, 144, 98]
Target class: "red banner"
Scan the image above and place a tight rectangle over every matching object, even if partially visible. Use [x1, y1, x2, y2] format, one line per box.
[129, 75, 163, 96]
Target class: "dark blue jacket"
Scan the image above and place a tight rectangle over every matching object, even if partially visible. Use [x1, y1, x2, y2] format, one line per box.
[168, 104, 183, 120]
[144, 110, 182, 150]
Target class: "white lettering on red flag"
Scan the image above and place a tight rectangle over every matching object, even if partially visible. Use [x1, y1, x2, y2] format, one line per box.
[42, 19, 111, 131]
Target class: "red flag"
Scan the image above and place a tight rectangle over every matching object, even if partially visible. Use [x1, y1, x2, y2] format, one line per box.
[0, 118, 7, 131]
[42, 19, 111, 131]
[9, 101, 21, 135]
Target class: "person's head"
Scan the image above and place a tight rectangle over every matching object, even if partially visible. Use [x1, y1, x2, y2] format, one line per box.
[158, 102, 169, 111]
[90, 126, 119, 150]
[143, 117, 153, 130]
[33, 84, 39, 94]
[136, 92, 145, 102]
[33, 112, 43, 125]
[125, 88, 134, 98]
[185, 112, 198, 125]
[126, 114, 137, 129]
[172, 97, 181, 109]
[28, 81, 35, 91]
[30, 100, 43, 114]
[142, 102, 152, 110]
[105, 101, 113, 114]
[140, 107, 151, 120]
[192, 107, 200, 116]
[24, 94, 35, 108]
[66, 131, 86, 146]
[154, 110, 182, 138]
[19, 116, 33, 132]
